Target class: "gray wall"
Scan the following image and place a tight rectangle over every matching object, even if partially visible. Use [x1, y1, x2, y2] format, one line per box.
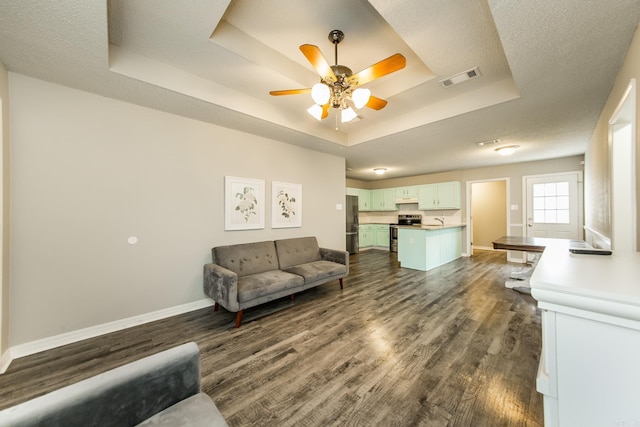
[8, 74, 346, 346]
[0, 61, 9, 360]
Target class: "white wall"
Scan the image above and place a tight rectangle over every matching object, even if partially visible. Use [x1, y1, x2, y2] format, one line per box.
[8, 74, 346, 346]
[586, 22, 640, 250]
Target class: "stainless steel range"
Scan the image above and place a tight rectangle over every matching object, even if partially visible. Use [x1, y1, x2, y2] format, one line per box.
[390, 214, 422, 252]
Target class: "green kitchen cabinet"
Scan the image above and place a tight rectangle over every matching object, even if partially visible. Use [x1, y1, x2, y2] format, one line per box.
[373, 224, 390, 248]
[371, 189, 397, 211]
[346, 187, 372, 211]
[397, 226, 463, 271]
[418, 181, 461, 210]
[359, 225, 374, 248]
[394, 186, 420, 201]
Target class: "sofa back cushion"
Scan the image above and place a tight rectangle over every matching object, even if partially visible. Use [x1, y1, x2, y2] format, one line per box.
[212, 241, 279, 277]
[275, 237, 322, 270]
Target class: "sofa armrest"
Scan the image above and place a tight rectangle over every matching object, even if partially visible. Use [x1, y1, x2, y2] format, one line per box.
[203, 263, 240, 312]
[0, 342, 203, 427]
[320, 248, 349, 274]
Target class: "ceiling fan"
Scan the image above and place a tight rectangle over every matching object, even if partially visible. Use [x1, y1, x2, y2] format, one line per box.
[269, 30, 406, 123]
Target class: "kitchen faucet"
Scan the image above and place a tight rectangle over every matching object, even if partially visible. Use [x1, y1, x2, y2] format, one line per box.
[435, 216, 445, 225]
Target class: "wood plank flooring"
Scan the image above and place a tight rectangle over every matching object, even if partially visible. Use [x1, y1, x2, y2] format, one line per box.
[0, 250, 543, 426]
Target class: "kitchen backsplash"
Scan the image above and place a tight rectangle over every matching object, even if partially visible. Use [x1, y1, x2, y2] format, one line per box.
[360, 205, 462, 225]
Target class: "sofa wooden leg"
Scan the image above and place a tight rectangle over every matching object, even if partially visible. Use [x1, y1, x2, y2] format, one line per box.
[235, 310, 244, 328]
[290, 294, 295, 301]
[214, 302, 219, 312]
[339, 278, 344, 290]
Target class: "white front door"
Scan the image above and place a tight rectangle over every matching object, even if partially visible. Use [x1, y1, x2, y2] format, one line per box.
[525, 172, 582, 239]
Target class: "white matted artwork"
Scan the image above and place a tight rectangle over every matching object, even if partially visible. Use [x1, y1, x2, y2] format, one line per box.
[225, 176, 265, 230]
[272, 181, 302, 228]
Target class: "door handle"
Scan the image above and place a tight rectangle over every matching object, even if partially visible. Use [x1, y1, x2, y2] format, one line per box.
[527, 217, 533, 227]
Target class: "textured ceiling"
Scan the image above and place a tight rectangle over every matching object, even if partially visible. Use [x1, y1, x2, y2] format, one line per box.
[1, 0, 639, 180]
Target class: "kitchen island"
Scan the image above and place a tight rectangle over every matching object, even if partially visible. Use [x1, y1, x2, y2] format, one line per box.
[530, 239, 640, 426]
[397, 224, 465, 271]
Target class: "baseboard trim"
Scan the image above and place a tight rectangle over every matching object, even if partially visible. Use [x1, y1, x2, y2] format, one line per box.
[2, 299, 215, 373]
[0, 348, 12, 374]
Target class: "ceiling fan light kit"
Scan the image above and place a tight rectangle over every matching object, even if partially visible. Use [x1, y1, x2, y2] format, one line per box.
[270, 30, 406, 124]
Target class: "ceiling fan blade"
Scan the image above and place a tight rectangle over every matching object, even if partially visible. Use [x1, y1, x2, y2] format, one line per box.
[321, 103, 330, 119]
[300, 44, 336, 80]
[269, 88, 312, 96]
[349, 53, 406, 86]
[365, 96, 388, 110]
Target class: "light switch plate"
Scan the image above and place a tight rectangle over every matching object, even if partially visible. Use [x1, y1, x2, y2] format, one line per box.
[511, 204, 519, 211]
[336, 203, 343, 211]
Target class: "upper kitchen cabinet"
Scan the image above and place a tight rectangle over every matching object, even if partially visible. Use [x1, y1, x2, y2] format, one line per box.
[371, 189, 398, 211]
[347, 188, 372, 211]
[395, 186, 420, 201]
[418, 181, 461, 210]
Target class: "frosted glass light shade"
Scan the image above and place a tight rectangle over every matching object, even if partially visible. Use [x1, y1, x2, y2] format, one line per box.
[341, 107, 357, 123]
[495, 145, 519, 156]
[311, 83, 330, 105]
[352, 88, 371, 109]
[307, 104, 323, 121]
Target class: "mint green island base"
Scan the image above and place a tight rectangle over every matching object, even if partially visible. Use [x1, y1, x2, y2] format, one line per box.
[398, 226, 464, 271]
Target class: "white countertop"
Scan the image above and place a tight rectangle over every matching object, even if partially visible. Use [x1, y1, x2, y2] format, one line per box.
[397, 224, 466, 230]
[530, 238, 640, 325]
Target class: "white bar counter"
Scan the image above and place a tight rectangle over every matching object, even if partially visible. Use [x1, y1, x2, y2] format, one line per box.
[530, 238, 640, 427]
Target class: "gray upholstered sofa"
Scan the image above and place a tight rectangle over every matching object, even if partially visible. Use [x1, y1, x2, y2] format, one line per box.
[0, 342, 228, 427]
[203, 236, 349, 327]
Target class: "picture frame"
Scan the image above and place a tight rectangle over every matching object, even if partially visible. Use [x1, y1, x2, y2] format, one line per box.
[224, 176, 265, 230]
[272, 181, 302, 228]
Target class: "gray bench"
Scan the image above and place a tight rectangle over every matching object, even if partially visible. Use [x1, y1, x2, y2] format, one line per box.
[0, 342, 227, 427]
[203, 236, 349, 327]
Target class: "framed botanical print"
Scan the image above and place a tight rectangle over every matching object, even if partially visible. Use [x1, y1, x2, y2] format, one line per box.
[272, 181, 302, 228]
[224, 176, 265, 230]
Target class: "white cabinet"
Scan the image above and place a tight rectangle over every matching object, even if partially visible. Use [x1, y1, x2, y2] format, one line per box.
[418, 181, 461, 210]
[371, 189, 397, 211]
[530, 241, 640, 426]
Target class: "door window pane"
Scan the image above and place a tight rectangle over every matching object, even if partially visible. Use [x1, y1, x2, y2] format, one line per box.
[533, 181, 571, 224]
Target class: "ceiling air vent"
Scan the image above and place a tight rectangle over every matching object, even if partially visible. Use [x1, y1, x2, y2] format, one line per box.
[439, 67, 481, 88]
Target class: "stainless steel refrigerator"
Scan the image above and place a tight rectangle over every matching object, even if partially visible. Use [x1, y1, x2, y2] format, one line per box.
[346, 195, 359, 254]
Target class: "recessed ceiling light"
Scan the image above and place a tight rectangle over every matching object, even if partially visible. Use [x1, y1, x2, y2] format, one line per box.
[373, 168, 387, 175]
[495, 145, 520, 156]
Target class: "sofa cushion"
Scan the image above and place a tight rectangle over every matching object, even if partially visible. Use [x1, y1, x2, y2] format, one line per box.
[238, 270, 304, 303]
[212, 241, 279, 277]
[136, 393, 228, 426]
[275, 237, 322, 270]
[284, 260, 348, 285]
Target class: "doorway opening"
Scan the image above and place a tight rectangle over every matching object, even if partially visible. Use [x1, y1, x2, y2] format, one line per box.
[466, 178, 509, 256]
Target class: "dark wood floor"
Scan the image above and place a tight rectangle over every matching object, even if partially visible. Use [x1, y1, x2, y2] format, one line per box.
[0, 250, 543, 426]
